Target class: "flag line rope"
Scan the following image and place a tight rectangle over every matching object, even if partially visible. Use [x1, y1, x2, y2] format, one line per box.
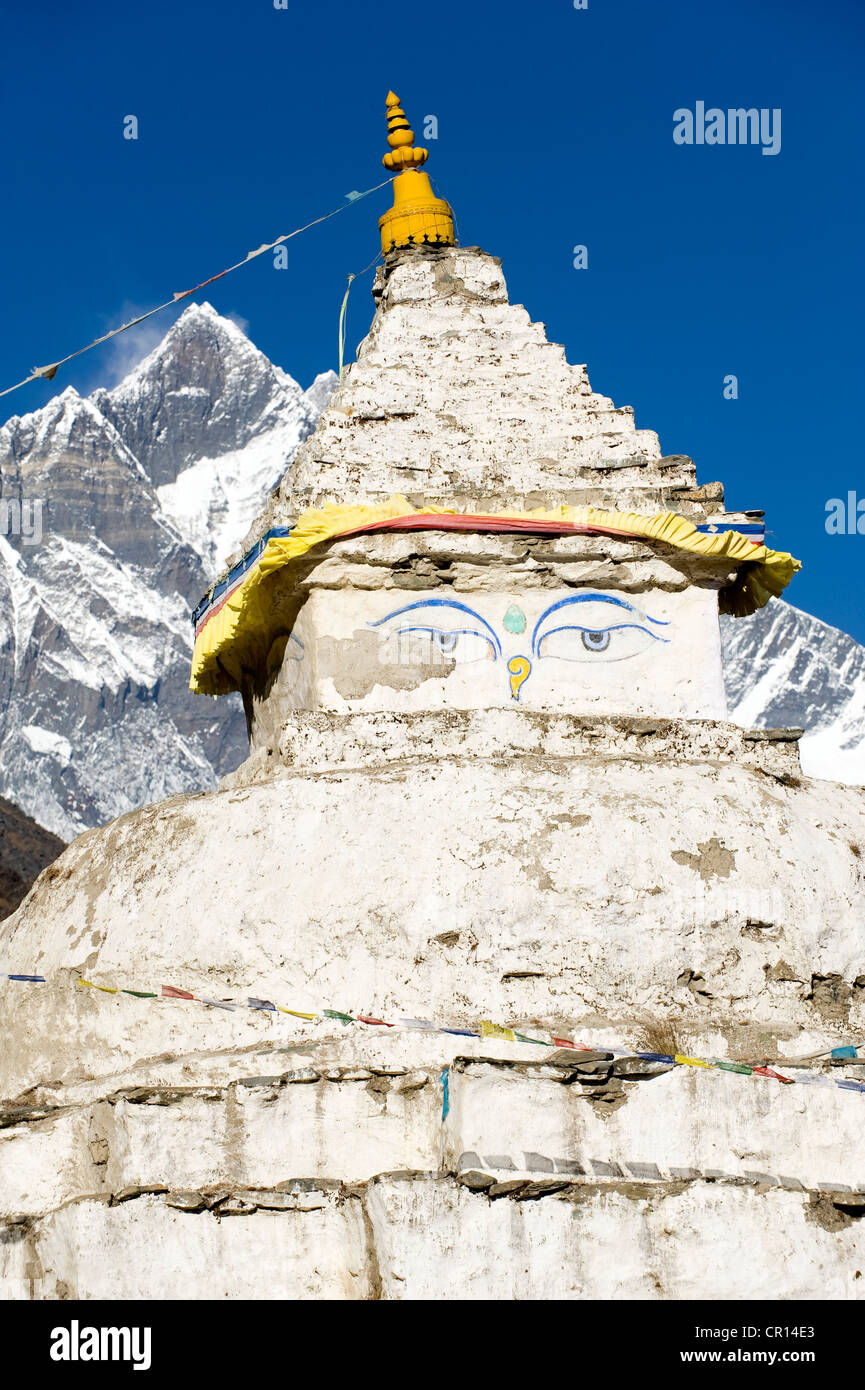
[0, 178, 395, 401]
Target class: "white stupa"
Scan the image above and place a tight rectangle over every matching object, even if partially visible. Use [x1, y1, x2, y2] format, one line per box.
[2, 93, 865, 1301]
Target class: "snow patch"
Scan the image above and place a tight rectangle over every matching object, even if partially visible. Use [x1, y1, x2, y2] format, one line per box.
[21, 725, 72, 766]
[157, 424, 303, 576]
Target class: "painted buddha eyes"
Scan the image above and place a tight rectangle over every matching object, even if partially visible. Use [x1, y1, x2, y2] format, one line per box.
[369, 593, 668, 675]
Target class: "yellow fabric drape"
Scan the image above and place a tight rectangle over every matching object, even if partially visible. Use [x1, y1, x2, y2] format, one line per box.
[190, 497, 800, 697]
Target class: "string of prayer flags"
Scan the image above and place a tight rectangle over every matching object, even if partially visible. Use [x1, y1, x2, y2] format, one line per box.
[6, 972, 865, 1104]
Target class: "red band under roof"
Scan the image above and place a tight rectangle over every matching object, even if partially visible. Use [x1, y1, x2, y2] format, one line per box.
[330, 512, 641, 541]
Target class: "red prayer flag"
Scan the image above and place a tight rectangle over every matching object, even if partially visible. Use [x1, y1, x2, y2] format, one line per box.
[161, 984, 196, 1000]
[553, 1038, 591, 1050]
[357, 1014, 394, 1027]
[752, 1065, 793, 1084]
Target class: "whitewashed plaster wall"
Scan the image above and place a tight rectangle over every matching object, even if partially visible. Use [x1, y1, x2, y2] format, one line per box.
[2, 726, 863, 1099]
[5, 1057, 865, 1301]
[7, 1182, 865, 1302]
[3, 707, 863, 1298]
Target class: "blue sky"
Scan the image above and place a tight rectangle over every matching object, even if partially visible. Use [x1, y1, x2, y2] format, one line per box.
[3, 0, 864, 639]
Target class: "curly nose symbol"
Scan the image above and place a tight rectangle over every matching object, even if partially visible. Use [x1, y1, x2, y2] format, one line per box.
[507, 655, 531, 702]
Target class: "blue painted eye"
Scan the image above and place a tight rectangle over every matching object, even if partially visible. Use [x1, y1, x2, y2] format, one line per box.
[538, 622, 665, 663]
[534, 596, 669, 663]
[267, 631, 305, 691]
[380, 626, 496, 666]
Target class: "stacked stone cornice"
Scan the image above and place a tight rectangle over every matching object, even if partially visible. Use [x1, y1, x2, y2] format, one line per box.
[245, 247, 710, 539]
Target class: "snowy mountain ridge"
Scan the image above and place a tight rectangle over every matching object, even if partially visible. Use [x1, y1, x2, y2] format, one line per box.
[0, 305, 335, 839]
[721, 601, 865, 786]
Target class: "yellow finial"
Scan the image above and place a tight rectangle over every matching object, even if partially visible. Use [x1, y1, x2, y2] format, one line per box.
[379, 91, 455, 254]
[382, 91, 428, 172]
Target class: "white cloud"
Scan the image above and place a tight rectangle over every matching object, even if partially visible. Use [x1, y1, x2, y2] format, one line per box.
[87, 303, 183, 389]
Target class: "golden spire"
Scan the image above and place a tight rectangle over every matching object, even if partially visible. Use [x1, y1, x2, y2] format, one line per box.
[378, 91, 455, 254]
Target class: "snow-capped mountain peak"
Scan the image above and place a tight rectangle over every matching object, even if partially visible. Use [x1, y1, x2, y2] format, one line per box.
[1, 385, 142, 478]
[91, 301, 318, 493]
[107, 302, 266, 402]
[303, 369, 340, 415]
[721, 600, 865, 785]
[0, 306, 334, 839]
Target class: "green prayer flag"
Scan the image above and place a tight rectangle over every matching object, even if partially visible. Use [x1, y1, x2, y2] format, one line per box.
[323, 1009, 355, 1025]
[122, 989, 158, 998]
[514, 1032, 551, 1046]
[715, 1061, 752, 1074]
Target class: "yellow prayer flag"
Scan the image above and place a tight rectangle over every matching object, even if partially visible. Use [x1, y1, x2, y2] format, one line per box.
[480, 1020, 516, 1042]
[278, 1007, 317, 1020]
[77, 978, 118, 994]
[674, 1054, 710, 1068]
